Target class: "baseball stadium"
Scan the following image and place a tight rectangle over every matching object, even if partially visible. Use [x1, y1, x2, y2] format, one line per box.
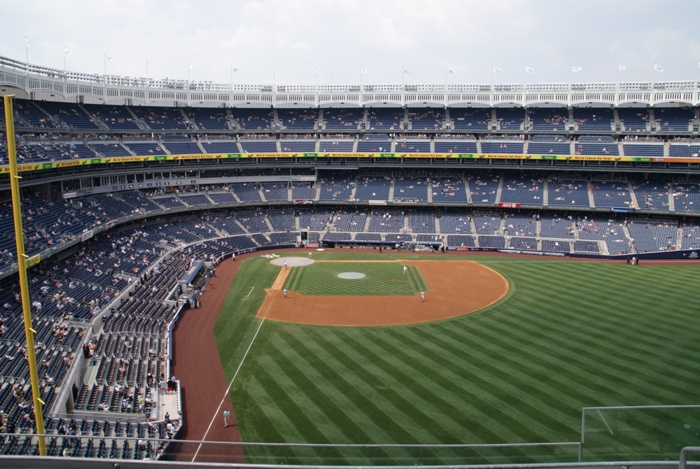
[0, 52, 699, 469]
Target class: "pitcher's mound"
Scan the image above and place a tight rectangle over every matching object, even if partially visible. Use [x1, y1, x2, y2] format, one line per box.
[337, 272, 365, 279]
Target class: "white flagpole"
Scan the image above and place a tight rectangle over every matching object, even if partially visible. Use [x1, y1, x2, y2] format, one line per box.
[63, 44, 68, 80]
[524, 66, 535, 90]
[569, 65, 573, 91]
[229, 65, 235, 103]
[360, 67, 366, 106]
[103, 55, 113, 81]
[444, 66, 449, 107]
[359, 67, 362, 107]
[273, 66, 278, 104]
[103, 54, 110, 98]
[145, 60, 150, 95]
[187, 63, 193, 105]
[315, 68, 319, 100]
[25, 37, 29, 76]
[491, 67, 502, 91]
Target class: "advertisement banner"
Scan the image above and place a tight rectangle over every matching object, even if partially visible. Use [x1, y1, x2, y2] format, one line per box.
[27, 254, 41, 268]
[0, 152, 696, 174]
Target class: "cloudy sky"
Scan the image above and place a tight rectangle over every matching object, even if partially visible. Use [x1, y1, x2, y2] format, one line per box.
[1, 0, 699, 87]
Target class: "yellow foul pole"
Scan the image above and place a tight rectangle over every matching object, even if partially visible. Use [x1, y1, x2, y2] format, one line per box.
[4, 95, 46, 455]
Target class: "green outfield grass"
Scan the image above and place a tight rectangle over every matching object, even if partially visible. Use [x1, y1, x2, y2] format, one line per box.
[283, 261, 427, 295]
[213, 253, 700, 465]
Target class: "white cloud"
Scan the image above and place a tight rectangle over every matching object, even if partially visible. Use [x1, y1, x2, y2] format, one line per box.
[2, 0, 699, 85]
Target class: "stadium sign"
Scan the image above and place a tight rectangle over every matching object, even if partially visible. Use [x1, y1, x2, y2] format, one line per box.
[610, 207, 636, 213]
[0, 152, 696, 174]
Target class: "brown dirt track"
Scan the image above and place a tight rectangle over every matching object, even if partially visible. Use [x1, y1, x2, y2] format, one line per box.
[257, 259, 508, 326]
[171, 248, 700, 463]
[171, 255, 245, 463]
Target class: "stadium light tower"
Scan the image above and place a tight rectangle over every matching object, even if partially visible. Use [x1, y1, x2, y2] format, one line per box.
[3, 95, 47, 456]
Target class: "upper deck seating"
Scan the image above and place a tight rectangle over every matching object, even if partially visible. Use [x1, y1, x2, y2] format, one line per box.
[323, 109, 362, 131]
[449, 108, 490, 130]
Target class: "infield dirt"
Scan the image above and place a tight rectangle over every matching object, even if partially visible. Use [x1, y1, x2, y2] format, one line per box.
[257, 259, 508, 326]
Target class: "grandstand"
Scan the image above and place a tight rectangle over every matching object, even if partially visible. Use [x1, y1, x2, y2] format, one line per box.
[0, 54, 699, 466]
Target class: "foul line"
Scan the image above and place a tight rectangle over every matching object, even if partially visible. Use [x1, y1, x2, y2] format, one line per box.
[191, 314, 268, 462]
[597, 409, 614, 435]
[246, 286, 255, 297]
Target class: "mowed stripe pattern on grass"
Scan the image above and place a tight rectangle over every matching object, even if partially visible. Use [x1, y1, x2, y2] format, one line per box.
[219, 256, 700, 464]
[284, 261, 427, 296]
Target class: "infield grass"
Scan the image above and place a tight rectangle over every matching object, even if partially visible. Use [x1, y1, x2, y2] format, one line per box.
[214, 253, 700, 465]
[284, 261, 427, 295]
